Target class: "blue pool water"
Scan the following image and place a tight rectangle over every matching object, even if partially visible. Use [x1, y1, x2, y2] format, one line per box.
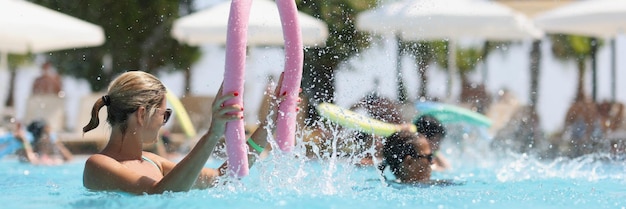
[1, 140, 626, 209]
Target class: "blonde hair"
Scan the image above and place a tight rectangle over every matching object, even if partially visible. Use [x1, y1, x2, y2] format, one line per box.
[83, 71, 166, 134]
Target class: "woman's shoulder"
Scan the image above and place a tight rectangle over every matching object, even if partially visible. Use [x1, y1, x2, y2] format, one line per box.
[85, 153, 118, 167]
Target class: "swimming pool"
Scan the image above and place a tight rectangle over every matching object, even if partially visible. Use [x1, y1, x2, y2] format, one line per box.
[1, 141, 625, 209]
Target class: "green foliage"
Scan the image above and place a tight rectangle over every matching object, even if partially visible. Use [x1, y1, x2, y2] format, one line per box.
[29, 0, 200, 91]
[456, 47, 483, 75]
[296, 0, 378, 103]
[550, 34, 601, 61]
[549, 34, 603, 101]
[7, 54, 33, 69]
[294, 0, 378, 125]
[402, 40, 448, 69]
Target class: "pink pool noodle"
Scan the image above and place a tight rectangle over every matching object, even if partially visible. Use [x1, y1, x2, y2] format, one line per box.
[275, 0, 304, 152]
[223, 0, 252, 177]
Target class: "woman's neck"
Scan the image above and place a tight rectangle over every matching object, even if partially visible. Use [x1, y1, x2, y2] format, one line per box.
[101, 129, 144, 161]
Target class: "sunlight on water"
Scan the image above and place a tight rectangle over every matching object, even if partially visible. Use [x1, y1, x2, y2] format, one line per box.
[2, 118, 626, 208]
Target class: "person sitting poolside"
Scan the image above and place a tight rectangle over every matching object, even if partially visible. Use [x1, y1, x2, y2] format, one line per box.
[378, 130, 432, 183]
[82, 71, 289, 195]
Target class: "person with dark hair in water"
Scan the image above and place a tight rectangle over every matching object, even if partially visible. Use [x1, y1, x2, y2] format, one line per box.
[13, 119, 73, 165]
[350, 92, 404, 124]
[378, 130, 432, 183]
[349, 92, 404, 166]
[412, 115, 449, 171]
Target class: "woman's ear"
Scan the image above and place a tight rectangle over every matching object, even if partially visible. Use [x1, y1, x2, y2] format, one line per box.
[136, 106, 146, 127]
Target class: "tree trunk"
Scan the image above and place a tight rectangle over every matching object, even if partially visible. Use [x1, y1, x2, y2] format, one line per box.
[481, 41, 490, 84]
[417, 58, 429, 99]
[590, 38, 598, 102]
[184, 68, 191, 95]
[575, 58, 586, 102]
[529, 40, 541, 110]
[4, 67, 15, 107]
[396, 35, 408, 103]
[302, 48, 337, 126]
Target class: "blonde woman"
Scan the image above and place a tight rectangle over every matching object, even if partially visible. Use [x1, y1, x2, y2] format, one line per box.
[82, 71, 285, 194]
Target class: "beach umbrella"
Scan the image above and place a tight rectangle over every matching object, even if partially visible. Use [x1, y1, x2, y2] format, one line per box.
[171, 0, 328, 46]
[0, 0, 105, 117]
[534, 0, 626, 102]
[358, 0, 543, 41]
[534, 0, 626, 37]
[0, 0, 105, 54]
[357, 0, 543, 101]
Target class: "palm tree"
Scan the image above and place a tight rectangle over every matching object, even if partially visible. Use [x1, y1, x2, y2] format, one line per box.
[549, 34, 599, 102]
[456, 47, 492, 113]
[4, 54, 32, 107]
[529, 40, 541, 110]
[403, 40, 448, 100]
[456, 47, 483, 87]
[549, 34, 605, 157]
[296, 0, 379, 125]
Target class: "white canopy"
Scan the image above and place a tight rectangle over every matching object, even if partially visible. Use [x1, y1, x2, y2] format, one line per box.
[0, 0, 105, 54]
[172, 0, 328, 46]
[534, 0, 626, 37]
[357, 0, 543, 41]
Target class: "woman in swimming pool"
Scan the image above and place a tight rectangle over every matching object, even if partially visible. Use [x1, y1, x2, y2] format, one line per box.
[412, 115, 449, 171]
[10, 119, 74, 165]
[82, 71, 286, 194]
[378, 130, 433, 183]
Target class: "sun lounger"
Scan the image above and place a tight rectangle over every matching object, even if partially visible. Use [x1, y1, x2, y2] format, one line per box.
[22, 95, 65, 133]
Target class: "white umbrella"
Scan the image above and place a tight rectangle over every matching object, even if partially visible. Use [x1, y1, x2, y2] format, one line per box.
[0, 0, 105, 54]
[0, 0, 105, 119]
[535, 0, 626, 102]
[534, 0, 626, 37]
[357, 0, 543, 41]
[172, 0, 328, 46]
[356, 0, 543, 100]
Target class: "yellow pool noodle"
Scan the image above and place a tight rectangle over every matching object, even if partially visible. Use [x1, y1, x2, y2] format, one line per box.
[316, 103, 416, 137]
[165, 90, 197, 139]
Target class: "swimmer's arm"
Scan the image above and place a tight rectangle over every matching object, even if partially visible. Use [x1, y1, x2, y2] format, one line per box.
[14, 130, 37, 164]
[210, 106, 275, 180]
[87, 129, 224, 194]
[54, 141, 73, 162]
[213, 73, 289, 177]
[154, 86, 245, 192]
[247, 120, 272, 167]
[84, 153, 210, 195]
[245, 72, 294, 167]
[155, 127, 225, 192]
[146, 152, 219, 190]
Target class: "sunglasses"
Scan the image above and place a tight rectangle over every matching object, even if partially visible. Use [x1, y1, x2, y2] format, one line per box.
[405, 144, 434, 164]
[162, 108, 172, 124]
[409, 153, 434, 164]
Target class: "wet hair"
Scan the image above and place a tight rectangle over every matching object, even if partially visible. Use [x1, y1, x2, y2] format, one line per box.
[27, 119, 56, 155]
[378, 131, 420, 178]
[27, 119, 47, 144]
[413, 115, 446, 139]
[82, 71, 166, 134]
[358, 93, 403, 124]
